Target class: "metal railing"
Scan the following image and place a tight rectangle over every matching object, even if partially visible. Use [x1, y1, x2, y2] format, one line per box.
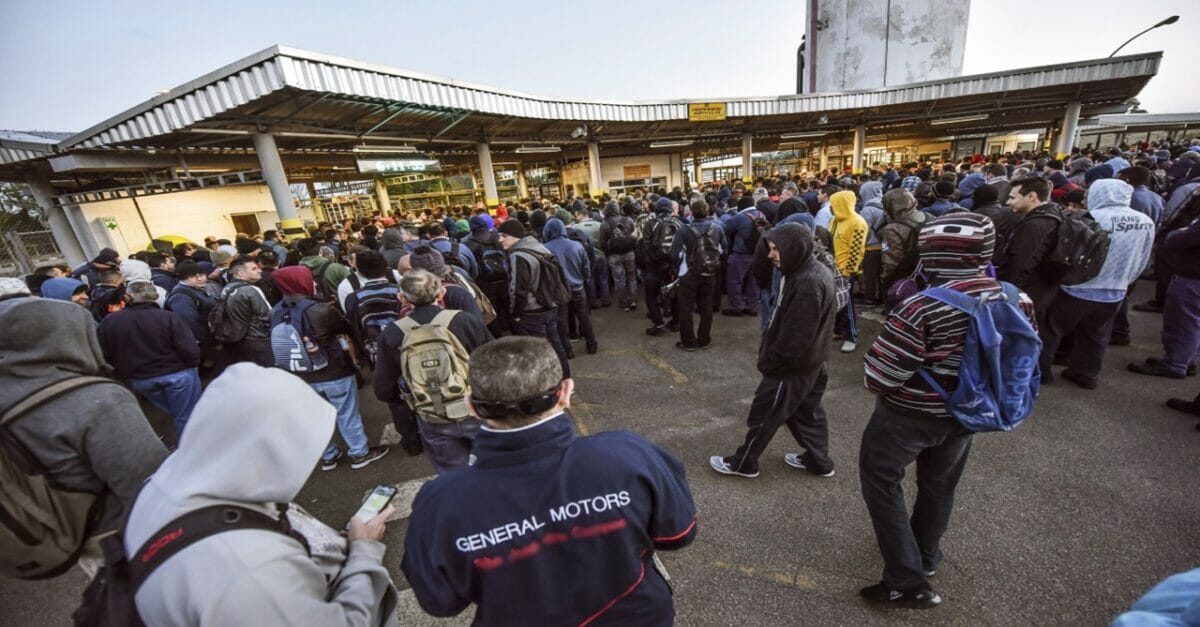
[0, 229, 64, 277]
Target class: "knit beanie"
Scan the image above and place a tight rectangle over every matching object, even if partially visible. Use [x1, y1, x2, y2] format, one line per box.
[176, 262, 206, 279]
[498, 219, 527, 239]
[409, 245, 447, 276]
[236, 237, 260, 255]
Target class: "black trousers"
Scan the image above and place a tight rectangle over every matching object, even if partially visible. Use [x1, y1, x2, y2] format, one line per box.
[387, 401, 421, 447]
[229, 336, 273, 367]
[677, 274, 715, 347]
[730, 365, 831, 473]
[558, 287, 596, 350]
[859, 401, 973, 592]
[1110, 282, 1139, 343]
[482, 282, 512, 337]
[1038, 290, 1119, 385]
[860, 249, 883, 303]
[643, 267, 677, 327]
[515, 309, 570, 378]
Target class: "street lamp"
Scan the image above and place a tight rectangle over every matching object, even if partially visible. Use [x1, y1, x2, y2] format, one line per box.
[1109, 15, 1180, 57]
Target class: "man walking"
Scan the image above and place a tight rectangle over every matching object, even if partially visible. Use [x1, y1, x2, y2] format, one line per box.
[710, 223, 837, 478]
[670, 198, 726, 351]
[98, 281, 203, 437]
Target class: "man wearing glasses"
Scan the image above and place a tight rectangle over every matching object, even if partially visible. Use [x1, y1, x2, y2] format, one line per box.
[402, 336, 697, 625]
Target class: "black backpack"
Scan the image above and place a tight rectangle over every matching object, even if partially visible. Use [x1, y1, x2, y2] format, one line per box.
[741, 209, 771, 254]
[891, 217, 925, 280]
[311, 261, 336, 303]
[689, 223, 723, 277]
[605, 217, 637, 254]
[516, 250, 572, 308]
[208, 285, 252, 344]
[1039, 211, 1111, 286]
[464, 238, 509, 284]
[441, 242, 469, 272]
[73, 503, 309, 627]
[347, 280, 402, 366]
[653, 217, 681, 261]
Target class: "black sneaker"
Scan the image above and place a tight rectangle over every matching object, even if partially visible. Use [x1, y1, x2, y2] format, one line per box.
[665, 320, 680, 332]
[401, 439, 424, 457]
[1166, 398, 1200, 416]
[320, 450, 344, 471]
[1060, 369, 1097, 390]
[1133, 300, 1164, 313]
[675, 341, 699, 352]
[586, 343, 598, 355]
[646, 325, 666, 336]
[709, 455, 759, 478]
[350, 446, 390, 470]
[859, 582, 942, 609]
[1128, 360, 1185, 379]
[1146, 357, 1197, 376]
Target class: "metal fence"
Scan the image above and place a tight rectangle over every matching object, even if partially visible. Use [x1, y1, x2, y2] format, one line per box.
[0, 229, 65, 277]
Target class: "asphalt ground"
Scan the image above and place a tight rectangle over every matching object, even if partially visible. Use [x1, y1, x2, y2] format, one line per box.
[3, 280, 1199, 626]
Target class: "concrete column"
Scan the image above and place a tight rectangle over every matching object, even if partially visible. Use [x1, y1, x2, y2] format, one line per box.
[1056, 101, 1082, 157]
[252, 133, 303, 236]
[305, 180, 324, 222]
[741, 133, 754, 184]
[818, 145, 828, 172]
[852, 124, 866, 174]
[692, 153, 701, 187]
[64, 203, 99, 259]
[515, 168, 529, 199]
[476, 143, 499, 208]
[586, 141, 602, 199]
[25, 173, 86, 267]
[373, 177, 391, 216]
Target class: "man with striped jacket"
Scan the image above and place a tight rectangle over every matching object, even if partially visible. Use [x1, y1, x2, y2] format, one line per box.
[860, 212, 1035, 609]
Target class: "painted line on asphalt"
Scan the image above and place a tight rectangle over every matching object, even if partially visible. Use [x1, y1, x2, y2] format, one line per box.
[707, 558, 820, 591]
[359, 476, 436, 523]
[632, 346, 690, 385]
[395, 588, 472, 625]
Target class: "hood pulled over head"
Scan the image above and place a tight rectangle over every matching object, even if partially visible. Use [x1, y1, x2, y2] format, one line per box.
[830, 190, 857, 221]
[272, 265, 315, 296]
[859, 181, 883, 204]
[543, 217, 567, 241]
[918, 212, 996, 282]
[1086, 178, 1134, 212]
[0, 297, 106, 413]
[763, 222, 814, 275]
[40, 277, 86, 301]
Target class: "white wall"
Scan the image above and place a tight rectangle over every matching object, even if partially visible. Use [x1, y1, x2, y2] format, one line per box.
[77, 184, 291, 255]
[559, 153, 683, 196]
[807, 0, 968, 92]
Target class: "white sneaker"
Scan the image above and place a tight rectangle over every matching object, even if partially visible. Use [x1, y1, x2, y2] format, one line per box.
[840, 340, 858, 353]
[783, 453, 835, 477]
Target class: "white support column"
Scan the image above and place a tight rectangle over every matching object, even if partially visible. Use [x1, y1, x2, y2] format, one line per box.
[692, 153, 701, 188]
[25, 173, 87, 267]
[252, 133, 303, 236]
[306, 180, 323, 222]
[741, 133, 754, 184]
[586, 141, 602, 199]
[476, 143, 499, 208]
[852, 124, 866, 174]
[818, 145, 828, 172]
[515, 168, 529, 199]
[1056, 102, 1082, 157]
[373, 177, 391, 216]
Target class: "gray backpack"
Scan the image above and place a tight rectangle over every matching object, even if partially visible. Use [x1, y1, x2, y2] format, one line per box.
[1, 377, 112, 579]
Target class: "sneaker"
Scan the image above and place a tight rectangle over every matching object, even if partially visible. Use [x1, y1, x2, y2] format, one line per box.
[320, 450, 344, 471]
[1145, 357, 1197, 375]
[566, 349, 576, 360]
[840, 340, 858, 353]
[1128, 360, 1185, 379]
[859, 582, 942, 609]
[783, 453, 835, 477]
[666, 320, 680, 332]
[708, 455, 759, 478]
[401, 440, 424, 457]
[350, 446, 390, 470]
[1132, 301, 1164, 313]
[569, 335, 581, 343]
[1060, 370, 1097, 390]
[586, 343, 598, 355]
[1166, 398, 1200, 416]
[646, 325, 666, 336]
[675, 341, 699, 352]
[925, 569, 937, 578]
[698, 341, 712, 350]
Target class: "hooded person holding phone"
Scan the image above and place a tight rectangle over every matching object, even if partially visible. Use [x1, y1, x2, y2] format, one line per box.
[122, 363, 399, 626]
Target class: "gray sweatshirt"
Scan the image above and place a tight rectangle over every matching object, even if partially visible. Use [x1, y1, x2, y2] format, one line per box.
[123, 363, 398, 627]
[0, 297, 168, 533]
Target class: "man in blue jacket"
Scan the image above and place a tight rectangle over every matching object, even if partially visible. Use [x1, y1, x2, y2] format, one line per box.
[166, 262, 221, 376]
[403, 336, 697, 626]
[543, 217, 597, 355]
[723, 196, 764, 317]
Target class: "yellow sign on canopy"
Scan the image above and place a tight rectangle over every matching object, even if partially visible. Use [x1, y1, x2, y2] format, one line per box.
[688, 103, 726, 122]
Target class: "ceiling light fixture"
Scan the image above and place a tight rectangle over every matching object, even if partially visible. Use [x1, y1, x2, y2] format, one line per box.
[930, 114, 989, 125]
[649, 140, 694, 148]
[352, 144, 419, 153]
[514, 146, 562, 153]
[779, 131, 827, 139]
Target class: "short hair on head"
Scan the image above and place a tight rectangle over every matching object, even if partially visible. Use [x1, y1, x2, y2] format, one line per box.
[127, 281, 159, 303]
[1117, 165, 1151, 188]
[986, 163, 1008, 177]
[1011, 176, 1051, 202]
[782, 182, 800, 195]
[99, 268, 123, 283]
[399, 268, 441, 306]
[228, 255, 259, 278]
[297, 238, 321, 256]
[468, 336, 563, 420]
[263, 229, 279, 240]
[426, 222, 446, 237]
[355, 250, 387, 279]
[689, 198, 709, 219]
[972, 182, 1000, 205]
[257, 248, 279, 268]
[146, 252, 168, 268]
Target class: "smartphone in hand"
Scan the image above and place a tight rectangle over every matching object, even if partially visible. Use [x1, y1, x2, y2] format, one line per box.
[353, 485, 398, 524]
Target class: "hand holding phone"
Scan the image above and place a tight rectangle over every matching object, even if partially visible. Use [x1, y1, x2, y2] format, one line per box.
[346, 485, 397, 542]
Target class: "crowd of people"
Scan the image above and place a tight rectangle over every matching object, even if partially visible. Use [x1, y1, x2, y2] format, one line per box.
[1, 135, 1199, 625]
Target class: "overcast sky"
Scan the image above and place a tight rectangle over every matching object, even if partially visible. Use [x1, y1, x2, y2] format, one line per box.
[1, 0, 1196, 132]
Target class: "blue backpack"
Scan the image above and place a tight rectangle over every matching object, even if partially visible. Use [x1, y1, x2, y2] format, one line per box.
[270, 299, 328, 373]
[916, 283, 1041, 432]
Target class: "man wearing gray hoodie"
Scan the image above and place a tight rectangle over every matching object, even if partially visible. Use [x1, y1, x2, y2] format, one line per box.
[858, 181, 889, 304]
[123, 363, 399, 626]
[0, 297, 168, 575]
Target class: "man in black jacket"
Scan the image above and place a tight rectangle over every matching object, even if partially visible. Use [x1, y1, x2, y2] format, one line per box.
[98, 281, 201, 437]
[997, 177, 1061, 324]
[709, 222, 837, 478]
[219, 255, 274, 366]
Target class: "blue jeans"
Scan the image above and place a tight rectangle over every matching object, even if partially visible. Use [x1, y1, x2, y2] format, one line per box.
[310, 375, 369, 460]
[130, 368, 202, 437]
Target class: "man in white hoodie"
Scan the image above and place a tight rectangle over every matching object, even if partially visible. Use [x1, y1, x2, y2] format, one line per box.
[122, 363, 399, 626]
[1038, 179, 1155, 389]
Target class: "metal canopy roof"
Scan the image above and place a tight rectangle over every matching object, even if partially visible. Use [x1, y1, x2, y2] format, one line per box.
[0, 130, 71, 167]
[0, 46, 1163, 180]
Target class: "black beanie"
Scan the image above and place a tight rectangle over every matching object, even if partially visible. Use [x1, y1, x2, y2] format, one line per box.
[498, 220, 526, 239]
[235, 237, 260, 255]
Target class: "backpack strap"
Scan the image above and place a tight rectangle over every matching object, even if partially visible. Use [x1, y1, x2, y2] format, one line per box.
[430, 309, 459, 328]
[919, 286, 983, 314]
[394, 316, 420, 334]
[348, 273, 362, 291]
[0, 377, 114, 428]
[127, 503, 310, 593]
